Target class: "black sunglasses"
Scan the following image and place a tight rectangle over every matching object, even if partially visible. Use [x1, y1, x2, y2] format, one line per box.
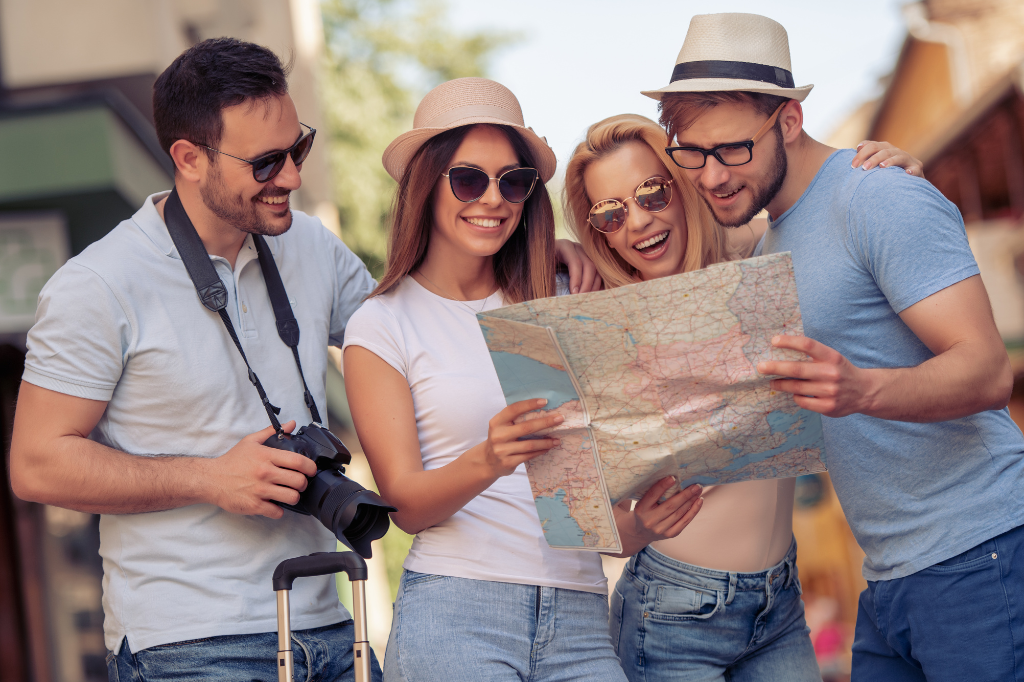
[198, 123, 316, 183]
[443, 166, 539, 204]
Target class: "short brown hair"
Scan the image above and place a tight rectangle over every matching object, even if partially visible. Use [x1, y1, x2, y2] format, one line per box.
[153, 38, 289, 157]
[371, 124, 555, 304]
[659, 91, 789, 145]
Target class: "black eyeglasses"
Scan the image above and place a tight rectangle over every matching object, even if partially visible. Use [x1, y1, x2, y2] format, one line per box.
[198, 122, 316, 183]
[443, 166, 539, 204]
[665, 103, 785, 170]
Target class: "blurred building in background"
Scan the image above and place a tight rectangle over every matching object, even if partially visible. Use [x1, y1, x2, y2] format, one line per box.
[829, 0, 1024, 376]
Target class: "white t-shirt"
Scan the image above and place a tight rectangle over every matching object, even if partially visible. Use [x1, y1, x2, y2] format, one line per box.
[342, 277, 607, 594]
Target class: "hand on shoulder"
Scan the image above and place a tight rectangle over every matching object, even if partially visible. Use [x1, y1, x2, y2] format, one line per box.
[851, 141, 925, 179]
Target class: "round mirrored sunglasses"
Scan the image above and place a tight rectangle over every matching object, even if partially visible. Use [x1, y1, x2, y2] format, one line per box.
[588, 177, 674, 233]
[443, 166, 539, 204]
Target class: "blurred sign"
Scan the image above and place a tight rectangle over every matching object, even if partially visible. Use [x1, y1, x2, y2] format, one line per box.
[0, 212, 69, 332]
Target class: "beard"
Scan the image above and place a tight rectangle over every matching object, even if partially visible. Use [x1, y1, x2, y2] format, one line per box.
[699, 123, 788, 228]
[200, 162, 293, 236]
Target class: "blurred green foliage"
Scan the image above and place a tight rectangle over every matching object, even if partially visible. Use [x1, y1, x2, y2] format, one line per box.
[381, 524, 413, 601]
[320, 0, 518, 278]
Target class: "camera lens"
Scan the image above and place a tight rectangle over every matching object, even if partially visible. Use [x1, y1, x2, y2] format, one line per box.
[264, 427, 396, 559]
[344, 507, 378, 540]
[306, 470, 396, 558]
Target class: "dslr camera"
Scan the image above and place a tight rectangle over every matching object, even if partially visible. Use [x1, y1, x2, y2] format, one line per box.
[264, 424, 395, 558]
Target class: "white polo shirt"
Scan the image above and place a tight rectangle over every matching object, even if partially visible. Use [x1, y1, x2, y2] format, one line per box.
[23, 191, 376, 653]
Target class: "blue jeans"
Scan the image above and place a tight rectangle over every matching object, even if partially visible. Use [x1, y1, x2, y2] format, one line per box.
[106, 620, 382, 681]
[383, 570, 627, 682]
[852, 523, 1024, 681]
[612, 541, 820, 682]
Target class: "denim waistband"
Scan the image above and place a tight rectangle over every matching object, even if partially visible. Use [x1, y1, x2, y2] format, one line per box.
[628, 537, 798, 605]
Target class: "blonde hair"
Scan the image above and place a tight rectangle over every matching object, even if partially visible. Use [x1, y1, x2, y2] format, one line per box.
[563, 114, 726, 288]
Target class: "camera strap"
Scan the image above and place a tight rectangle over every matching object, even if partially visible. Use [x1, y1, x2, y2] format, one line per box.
[163, 188, 323, 435]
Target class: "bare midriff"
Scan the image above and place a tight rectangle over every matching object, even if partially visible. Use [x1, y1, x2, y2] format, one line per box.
[650, 478, 795, 573]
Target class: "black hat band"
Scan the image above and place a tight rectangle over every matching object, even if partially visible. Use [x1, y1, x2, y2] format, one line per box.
[670, 60, 795, 88]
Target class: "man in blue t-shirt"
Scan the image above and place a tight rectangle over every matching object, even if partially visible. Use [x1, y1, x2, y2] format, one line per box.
[643, 13, 1024, 682]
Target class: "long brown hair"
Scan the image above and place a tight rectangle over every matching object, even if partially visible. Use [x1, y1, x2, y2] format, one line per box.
[371, 124, 556, 303]
[563, 114, 726, 288]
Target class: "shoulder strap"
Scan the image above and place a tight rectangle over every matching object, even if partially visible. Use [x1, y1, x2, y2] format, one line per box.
[164, 189, 294, 434]
[252, 235, 322, 425]
[164, 189, 229, 314]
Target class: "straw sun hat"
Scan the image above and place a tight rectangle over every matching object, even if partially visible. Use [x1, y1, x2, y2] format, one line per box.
[382, 77, 557, 183]
[642, 13, 813, 102]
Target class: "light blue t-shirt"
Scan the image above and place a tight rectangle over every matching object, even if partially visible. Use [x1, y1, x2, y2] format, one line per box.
[756, 149, 1024, 581]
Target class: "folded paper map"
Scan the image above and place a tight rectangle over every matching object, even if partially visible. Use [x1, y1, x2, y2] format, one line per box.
[477, 252, 827, 553]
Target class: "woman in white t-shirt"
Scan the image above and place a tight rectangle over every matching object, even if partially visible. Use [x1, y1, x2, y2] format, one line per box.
[341, 79, 704, 682]
[562, 111, 924, 682]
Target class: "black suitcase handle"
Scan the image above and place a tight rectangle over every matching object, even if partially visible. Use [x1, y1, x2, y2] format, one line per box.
[273, 551, 368, 590]
[274, 551, 371, 682]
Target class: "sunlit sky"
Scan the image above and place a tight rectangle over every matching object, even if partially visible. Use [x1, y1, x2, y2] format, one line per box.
[445, 1, 908, 175]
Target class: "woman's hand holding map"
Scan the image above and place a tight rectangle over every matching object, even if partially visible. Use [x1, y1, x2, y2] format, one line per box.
[479, 398, 565, 477]
[607, 476, 705, 558]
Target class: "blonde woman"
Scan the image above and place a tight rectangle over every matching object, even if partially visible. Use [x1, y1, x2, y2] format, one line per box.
[342, 80, 703, 682]
[563, 113, 922, 682]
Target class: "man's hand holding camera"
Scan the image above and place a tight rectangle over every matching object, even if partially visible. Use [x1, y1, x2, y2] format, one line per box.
[203, 420, 317, 518]
[13, 389, 316, 518]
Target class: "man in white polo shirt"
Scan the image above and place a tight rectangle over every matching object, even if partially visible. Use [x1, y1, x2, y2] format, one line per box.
[8, 38, 379, 681]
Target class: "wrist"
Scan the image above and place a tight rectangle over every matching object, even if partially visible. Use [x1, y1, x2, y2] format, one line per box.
[613, 510, 642, 542]
[464, 443, 504, 482]
[189, 456, 219, 507]
[615, 535, 645, 559]
[857, 367, 885, 416]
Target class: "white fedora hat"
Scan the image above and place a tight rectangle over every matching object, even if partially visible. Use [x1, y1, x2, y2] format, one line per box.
[642, 13, 812, 102]
[382, 77, 557, 183]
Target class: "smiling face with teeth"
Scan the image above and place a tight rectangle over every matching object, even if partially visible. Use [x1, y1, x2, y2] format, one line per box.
[429, 125, 525, 264]
[673, 101, 789, 228]
[197, 93, 304, 239]
[583, 142, 689, 281]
